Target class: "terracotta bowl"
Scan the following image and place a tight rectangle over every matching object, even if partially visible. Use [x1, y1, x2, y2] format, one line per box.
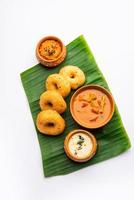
[70, 85, 115, 129]
[64, 129, 97, 162]
[36, 36, 66, 67]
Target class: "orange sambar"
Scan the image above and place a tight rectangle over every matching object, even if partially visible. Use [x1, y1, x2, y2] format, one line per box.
[70, 85, 115, 129]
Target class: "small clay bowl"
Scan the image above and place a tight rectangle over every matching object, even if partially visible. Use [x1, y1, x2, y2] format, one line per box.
[70, 85, 115, 129]
[64, 129, 97, 162]
[36, 36, 66, 67]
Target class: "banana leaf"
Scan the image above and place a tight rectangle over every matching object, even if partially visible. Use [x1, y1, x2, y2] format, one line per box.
[20, 35, 131, 177]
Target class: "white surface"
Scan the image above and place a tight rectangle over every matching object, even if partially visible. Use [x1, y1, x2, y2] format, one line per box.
[0, 0, 134, 200]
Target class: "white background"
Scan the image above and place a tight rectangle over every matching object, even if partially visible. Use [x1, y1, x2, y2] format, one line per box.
[0, 0, 134, 199]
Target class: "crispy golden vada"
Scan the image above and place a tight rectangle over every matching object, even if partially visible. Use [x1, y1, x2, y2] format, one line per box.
[59, 65, 85, 89]
[36, 110, 65, 135]
[46, 73, 71, 98]
[39, 90, 67, 114]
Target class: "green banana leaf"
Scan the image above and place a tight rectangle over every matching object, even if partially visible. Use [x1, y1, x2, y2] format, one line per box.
[20, 35, 131, 177]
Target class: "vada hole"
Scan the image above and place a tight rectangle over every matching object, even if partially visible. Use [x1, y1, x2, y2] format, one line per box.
[70, 73, 75, 78]
[47, 101, 53, 107]
[53, 83, 58, 89]
[46, 122, 55, 127]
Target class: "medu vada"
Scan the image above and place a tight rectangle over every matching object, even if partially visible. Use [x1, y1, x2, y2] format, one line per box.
[46, 73, 71, 98]
[36, 110, 65, 135]
[39, 90, 67, 114]
[59, 65, 85, 89]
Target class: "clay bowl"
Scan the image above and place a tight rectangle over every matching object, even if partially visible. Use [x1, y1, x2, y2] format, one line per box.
[64, 129, 97, 162]
[36, 36, 66, 67]
[70, 85, 115, 129]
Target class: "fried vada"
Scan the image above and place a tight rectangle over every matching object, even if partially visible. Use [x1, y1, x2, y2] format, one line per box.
[46, 73, 71, 98]
[36, 110, 65, 135]
[59, 65, 85, 89]
[39, 90, 67, 114]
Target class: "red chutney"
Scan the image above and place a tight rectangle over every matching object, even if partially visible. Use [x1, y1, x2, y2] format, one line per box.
[70, 85, 114, 129]
[39, 39, 62, 60]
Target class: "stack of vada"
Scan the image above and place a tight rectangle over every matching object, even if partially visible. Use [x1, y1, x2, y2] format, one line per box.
[36, 65, 85, 136]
